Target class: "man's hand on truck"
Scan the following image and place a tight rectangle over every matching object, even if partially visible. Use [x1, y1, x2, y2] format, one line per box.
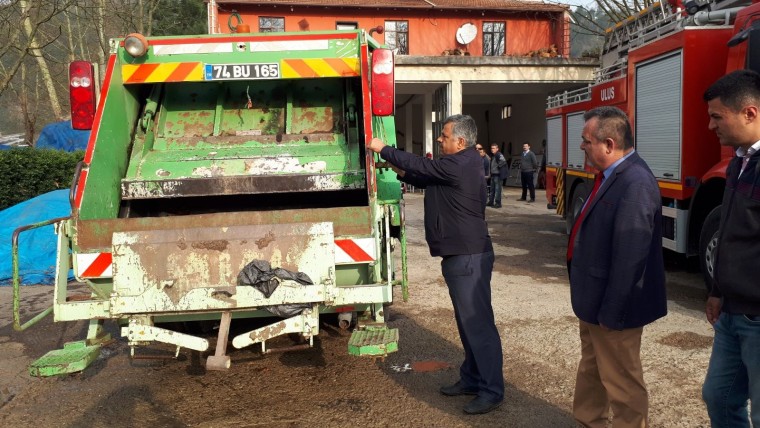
[367, 137, 386, 153]
[368, 138, 407, 177]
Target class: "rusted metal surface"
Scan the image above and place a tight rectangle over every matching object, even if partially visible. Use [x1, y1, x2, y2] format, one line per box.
[75, 207, 371, 251]
[110, 222, 333, 312]
[121, 172, 365, 199]
[264, 344, 311, 354]
[160, 133, 337, 148]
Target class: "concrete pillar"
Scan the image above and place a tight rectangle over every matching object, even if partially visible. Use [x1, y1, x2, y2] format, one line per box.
[450, 78, 463, 116]
[423, 92, 433, 156]
[405, 105, 413, 153]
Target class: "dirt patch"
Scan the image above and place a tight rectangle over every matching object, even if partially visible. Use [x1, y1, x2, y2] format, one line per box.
[657, 331, 713, 350]
[0, 189, 716, 427]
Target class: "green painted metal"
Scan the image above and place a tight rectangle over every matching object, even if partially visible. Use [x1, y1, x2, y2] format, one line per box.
[29, 341, 101, 377]
[335, 264, 370, 286]
[78, 62, 141, 221]
[400, 217, 409, 302]
[35, 30, 407, 372]
[347, 327, 399, 357]
[117, 32, 361, 65]
[11, 217, 69, 331]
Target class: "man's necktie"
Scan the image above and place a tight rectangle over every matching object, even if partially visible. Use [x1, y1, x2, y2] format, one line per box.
[567, 173, 603, 261]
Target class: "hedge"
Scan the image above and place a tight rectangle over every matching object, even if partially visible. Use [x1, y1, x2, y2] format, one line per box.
[0, 149, 85, 210]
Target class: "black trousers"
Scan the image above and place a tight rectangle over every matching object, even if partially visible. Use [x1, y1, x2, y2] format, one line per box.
[521, 171, 536, 200]
[441, 251, 504, 401]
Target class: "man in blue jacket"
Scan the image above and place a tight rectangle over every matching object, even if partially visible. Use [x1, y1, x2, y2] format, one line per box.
[367, 114, 504, 415]
[567, 106, 666, 427]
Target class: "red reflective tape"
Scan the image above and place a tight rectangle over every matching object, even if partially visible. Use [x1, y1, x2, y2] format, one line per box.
[84, 54, 116, 164]
[74, 169, 87, 209]
[81, 253, 112, 277]
[125, 63, 160, 83]
[335, 239, 373, 262]
[140, 33, 357, 46]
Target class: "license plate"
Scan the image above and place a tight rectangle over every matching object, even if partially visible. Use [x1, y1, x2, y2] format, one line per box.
[204, 63, 280, 81]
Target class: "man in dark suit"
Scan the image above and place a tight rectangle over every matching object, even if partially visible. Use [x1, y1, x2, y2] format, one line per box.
[567, 106, 667, 427]
[367, 114, 504, 415]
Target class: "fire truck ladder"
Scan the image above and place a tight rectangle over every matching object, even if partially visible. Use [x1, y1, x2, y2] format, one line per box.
[602, 1, 686, 62]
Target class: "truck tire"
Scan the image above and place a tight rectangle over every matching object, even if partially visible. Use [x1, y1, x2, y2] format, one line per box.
[698, 206, 721, 292]
[565, 184, 589, 235]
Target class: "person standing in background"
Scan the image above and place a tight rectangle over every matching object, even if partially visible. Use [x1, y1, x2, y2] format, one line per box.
[476, 144, 491, 197]
[701, 69, 760, 428]
[567, 106, 666, 427]
[488, 143, 508, 208]
[518, 143, 539, 202]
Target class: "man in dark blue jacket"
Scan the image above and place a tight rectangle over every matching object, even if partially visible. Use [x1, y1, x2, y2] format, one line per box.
[567, 106, 666, 427]
[367, 114, 503, 415]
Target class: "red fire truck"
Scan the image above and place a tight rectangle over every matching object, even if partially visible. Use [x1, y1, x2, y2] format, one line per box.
[545, 0, 760, 289]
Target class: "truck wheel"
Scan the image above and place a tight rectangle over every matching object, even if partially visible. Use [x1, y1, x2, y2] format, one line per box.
[565, 184, 589, 235]
[698, 206, 721, 292]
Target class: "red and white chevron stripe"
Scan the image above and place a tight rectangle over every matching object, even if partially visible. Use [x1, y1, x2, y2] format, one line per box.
[334, 238, 376, 264]
[75, 253, 113, 278]
[73, 238, 376, 279]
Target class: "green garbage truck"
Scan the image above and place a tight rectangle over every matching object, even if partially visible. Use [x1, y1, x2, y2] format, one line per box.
[12, 28, 406, 375]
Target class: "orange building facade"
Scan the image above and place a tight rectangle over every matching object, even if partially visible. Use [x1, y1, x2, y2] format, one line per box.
[208, 0, 594, 162]
[211, 3, 569, 58]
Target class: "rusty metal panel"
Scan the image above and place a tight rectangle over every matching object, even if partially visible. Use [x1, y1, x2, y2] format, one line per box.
[74, 208, 371, 252]
[121, 171, 364, 199]
[111, 222, 333, 314]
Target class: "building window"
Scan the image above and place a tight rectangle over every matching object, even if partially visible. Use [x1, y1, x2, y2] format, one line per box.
[384, 20, 408, 54]
[483, 22, 505, 56]
[259, 17, 285, 32]
[336, 22, 358, 30]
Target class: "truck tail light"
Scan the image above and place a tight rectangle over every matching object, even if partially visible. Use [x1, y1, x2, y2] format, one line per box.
[69, 61, 96, 130]
[371, 48, 394, 116]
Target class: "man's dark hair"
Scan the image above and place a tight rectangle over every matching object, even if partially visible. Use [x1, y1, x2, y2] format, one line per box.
[703, 69, 760, 112]
[583, 106, 634, 150]
[444, 114, 477, 148]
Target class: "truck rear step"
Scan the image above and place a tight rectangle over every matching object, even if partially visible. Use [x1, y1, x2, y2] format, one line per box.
[347, 327, 399, 357]
[29, 341, 101, 377]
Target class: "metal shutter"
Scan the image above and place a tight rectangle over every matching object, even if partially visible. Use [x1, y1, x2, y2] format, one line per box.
[566, 112, 585, 170]
[546, 116, 562, 167]
[635, 52, 682, 180]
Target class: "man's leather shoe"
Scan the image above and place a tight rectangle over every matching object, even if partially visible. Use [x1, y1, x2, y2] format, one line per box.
[528, 199, 535, 203]
[439, 381, 478, 396]
[493, 204, 502, 208]
[486, 202, 494, 207]
[517, 198, 526, 201]
[463, 396, 503, 415]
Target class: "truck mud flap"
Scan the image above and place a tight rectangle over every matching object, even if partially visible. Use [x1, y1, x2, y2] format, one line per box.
[110, 222, 334, 314]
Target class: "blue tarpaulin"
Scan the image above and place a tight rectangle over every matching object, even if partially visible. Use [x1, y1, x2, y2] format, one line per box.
[35, 121, 90, 151]
[0, 190, 73, 285]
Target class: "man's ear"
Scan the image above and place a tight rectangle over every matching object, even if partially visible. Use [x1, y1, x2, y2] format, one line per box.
[744, 105, 758, 123]
[605, 138, 616, 153]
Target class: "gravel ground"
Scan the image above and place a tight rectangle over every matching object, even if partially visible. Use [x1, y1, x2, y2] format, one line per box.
[0, 188, 713, 427]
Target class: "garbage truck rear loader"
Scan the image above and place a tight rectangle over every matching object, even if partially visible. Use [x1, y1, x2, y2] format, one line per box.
[12, 29, 407, 376]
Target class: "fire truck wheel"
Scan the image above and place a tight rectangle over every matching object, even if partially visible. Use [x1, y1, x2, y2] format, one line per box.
[698, 206, 721, 292]
[565, 184, 589, 235]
